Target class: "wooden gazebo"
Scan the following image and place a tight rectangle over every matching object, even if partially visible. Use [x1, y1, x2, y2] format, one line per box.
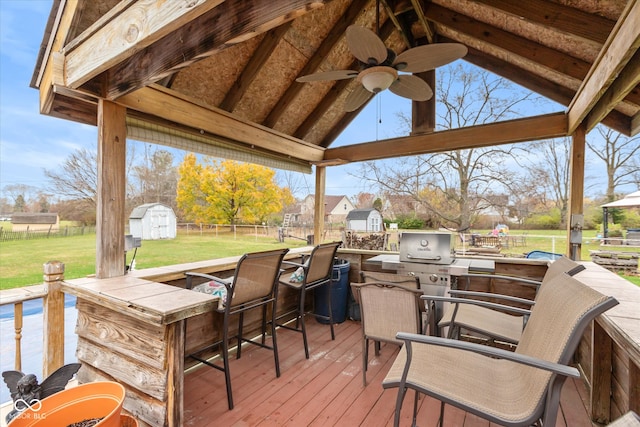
[31, 0, 640, 278]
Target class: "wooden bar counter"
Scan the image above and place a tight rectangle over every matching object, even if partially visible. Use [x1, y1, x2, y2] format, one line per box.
[61, 274, 215, 426]
[60, 249, 310, 427]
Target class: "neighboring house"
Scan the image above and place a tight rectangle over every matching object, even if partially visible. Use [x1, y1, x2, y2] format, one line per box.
[300, 194, 355, 224]
[283, 205, 302, 225]
[346, 208, 383, 232]
[11, 213, 59, 232]
[381, 195, 424, 219]
[129, 203, 177, 240]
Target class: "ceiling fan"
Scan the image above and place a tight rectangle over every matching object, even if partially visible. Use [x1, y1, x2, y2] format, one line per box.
[296, 25, 468, 112]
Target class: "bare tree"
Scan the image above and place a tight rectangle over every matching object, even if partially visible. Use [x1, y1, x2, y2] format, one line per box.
[354, 64, 540, 230]
[587, 125, 640, 201]
[44, 147, 97, 206]
[2, 184, 38, 212]
[353, 192, 375, 208]
[130, 146, 178, 210]
[515, 138, 571, 226]
[276, 170, 311, 199]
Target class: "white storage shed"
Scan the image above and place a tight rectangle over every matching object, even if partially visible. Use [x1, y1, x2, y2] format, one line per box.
[129, 203, 177, 240]
[346, 208, 383, 232]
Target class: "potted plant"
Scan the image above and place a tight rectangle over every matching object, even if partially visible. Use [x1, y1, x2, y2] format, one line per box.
[8, 381, 136, 427]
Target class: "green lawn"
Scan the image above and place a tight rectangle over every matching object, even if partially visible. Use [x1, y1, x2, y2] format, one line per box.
[1, 229, 637, 290]
[0, 232, 307, 290]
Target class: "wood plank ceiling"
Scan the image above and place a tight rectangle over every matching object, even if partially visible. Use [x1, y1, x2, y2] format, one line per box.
[32, 0, 640, 171]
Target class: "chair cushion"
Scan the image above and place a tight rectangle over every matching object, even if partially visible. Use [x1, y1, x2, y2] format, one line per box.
[192, 280, 228, 304]
[289, 266, 305, 283]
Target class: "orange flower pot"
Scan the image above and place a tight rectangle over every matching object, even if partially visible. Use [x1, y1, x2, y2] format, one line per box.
[8, 381, 129, 427]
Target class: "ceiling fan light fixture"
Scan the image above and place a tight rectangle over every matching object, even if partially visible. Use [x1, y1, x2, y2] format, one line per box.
[357, 66, 398, 93]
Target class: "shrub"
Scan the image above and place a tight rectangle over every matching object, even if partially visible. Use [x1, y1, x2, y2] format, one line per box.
[526, 209, 562, 229]
[390, 215, 425, 229]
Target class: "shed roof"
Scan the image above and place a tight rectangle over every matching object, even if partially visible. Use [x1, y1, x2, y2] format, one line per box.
[346, 208, 379, 220]
[30, 0, 640, 172]
[11, 213, 58, 224]
[129, 203, 175, 220]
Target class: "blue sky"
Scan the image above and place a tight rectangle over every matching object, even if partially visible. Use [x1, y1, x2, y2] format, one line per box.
[0, 0, 406, 200]
[0, 1, 635, 204]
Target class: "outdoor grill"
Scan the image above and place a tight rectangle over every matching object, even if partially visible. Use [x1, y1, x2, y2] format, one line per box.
[368, 232, 494, 323]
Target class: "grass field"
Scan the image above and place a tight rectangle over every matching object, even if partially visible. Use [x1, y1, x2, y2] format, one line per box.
[0, 229, 637, 290]
[0, 232, 308, 290]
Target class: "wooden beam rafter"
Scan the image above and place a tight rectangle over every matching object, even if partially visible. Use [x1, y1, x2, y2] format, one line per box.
[116, 85, 325, 162]
[567, 0, 640, 134]
[583, 50, 640, 135]
[38, 0, 81, 115]
[323, 112, 567, 162]
[63, 0, 223, 89]
[460, 44, 633, 136]
[263, 0, 369, 128]
[409, 0, 436, 44]
[380, 0, 414, 48]
[422, 2, 592, 81]
[63, 0, 329, 100]
[296, 19, 397, 145]
[475, 0, 615, 44]
[219, 23, 291, 112]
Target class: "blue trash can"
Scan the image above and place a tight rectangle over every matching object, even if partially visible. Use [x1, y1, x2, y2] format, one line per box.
[314, 259, 350, 324]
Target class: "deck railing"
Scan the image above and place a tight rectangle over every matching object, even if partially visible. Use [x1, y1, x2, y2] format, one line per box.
[1, 254, 638, 423]
[0, 261, 66, 378]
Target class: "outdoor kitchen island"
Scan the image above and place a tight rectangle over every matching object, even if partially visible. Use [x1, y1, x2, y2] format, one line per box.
[60, 274, 216, 426]
[59, 247, 311, 427]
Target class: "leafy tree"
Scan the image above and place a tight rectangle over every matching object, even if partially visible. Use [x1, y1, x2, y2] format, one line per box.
[177, 155, 290, 225]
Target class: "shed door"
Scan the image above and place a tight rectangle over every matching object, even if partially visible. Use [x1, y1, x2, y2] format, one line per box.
[150, 210, 169, 239]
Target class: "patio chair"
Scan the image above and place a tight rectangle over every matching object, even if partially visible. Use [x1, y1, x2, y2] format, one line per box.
[360, 271, 420, 287]
[276, 241, 342, 359]
[185, 248, 289, 410]
[359, 271, 429, 331]
[434, 256, 585, 344]
[383, 272, 618, 426]
[351, 282, 423, 386]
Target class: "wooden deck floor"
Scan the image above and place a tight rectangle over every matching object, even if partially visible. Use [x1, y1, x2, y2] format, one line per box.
[183, 319, 597, 427]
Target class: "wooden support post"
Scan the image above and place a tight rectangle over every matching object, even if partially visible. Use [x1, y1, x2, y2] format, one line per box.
[412, 70, 435, 134]
[96, 99, 127, 278]
[567, 123, 586, 259]
[43, 260, 65, 377]
[631, 360, 640, 415]
[314, 166, 326, 244]
[591, 319, 613, 424]
[166, 321, 185, 427]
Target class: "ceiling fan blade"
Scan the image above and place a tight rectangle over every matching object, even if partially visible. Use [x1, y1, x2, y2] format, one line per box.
[344, 84, 374, 112]
[296, 70, 359, 82]
[389, 74, 433, 101]
[345, 25, 388, 65]
[393, 43, 468, 73]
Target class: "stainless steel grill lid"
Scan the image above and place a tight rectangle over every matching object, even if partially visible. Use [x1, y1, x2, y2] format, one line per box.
[399, 232, 454, 264]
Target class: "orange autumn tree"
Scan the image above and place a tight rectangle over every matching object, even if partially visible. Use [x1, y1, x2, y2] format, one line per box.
[177, 154, 293, 225]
